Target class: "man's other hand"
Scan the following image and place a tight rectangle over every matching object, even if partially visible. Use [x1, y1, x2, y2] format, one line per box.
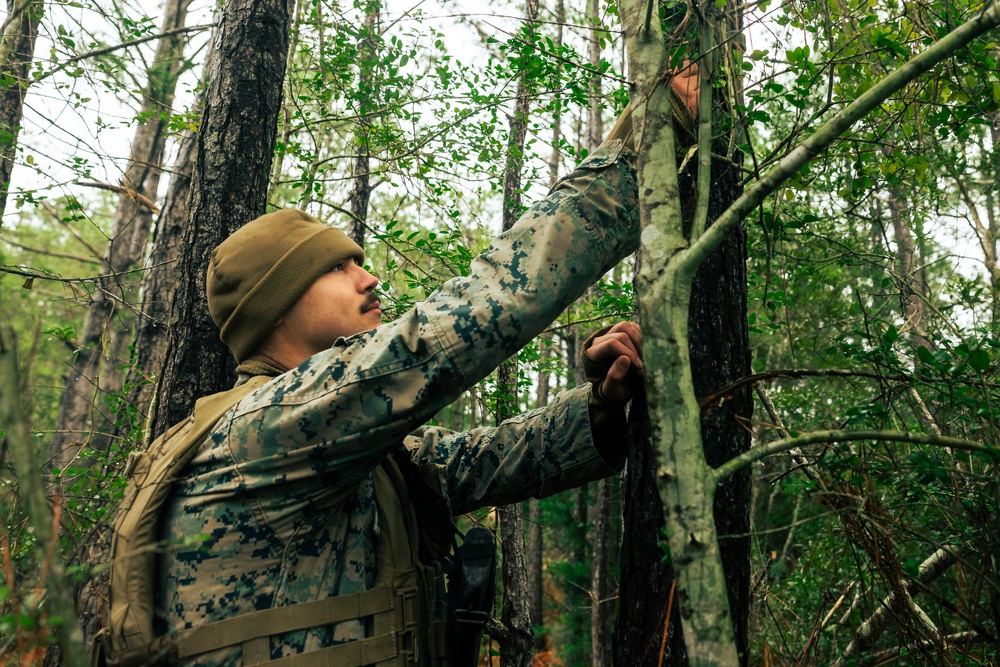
[671, 61, 699, 116]
[584, 322, 643, 405]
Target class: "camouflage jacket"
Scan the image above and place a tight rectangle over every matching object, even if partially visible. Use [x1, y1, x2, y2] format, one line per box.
[155, 140, 639, 666]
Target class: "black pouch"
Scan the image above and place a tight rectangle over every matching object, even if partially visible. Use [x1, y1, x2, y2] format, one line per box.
[447, 527, 496, 667]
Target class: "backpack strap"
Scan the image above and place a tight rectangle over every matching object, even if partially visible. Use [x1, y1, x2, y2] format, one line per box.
[107, 375, 273, 655]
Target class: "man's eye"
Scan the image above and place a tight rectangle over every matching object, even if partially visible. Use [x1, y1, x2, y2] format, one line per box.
[330, 263, 344, 272]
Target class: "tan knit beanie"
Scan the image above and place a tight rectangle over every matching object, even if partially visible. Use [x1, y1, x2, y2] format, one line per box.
[206, 209, 365, 362]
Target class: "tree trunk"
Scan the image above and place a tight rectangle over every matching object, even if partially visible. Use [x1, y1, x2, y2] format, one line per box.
[50, 0, 191, 469]
[124, 123, 197, 434]
[269, 0, 303, 194]
[613, 19, 751, 667]
[546, 0, 564, 187]
[887, 190, 932, 351]
[0, 0, 41, 222]
[497, 1, 539, 663]
[526, 336, 552, 652]
[590, 477, 612, 667]
[586, 0, 603, 151]
[150, 0, 292, 438]
[346, 0, 379, 246]
[988, 120, 1000, 326]
[612, 143, 751, 667]
[585, 6, 613, 663]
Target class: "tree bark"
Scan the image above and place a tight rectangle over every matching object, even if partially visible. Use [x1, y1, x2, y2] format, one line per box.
[585, 6, 613, 663]
[0, 0, 41, 222]
[887, 190, 931, 351]
[586, 0, 603, 151]
[988, 120, 1000, 325]
[51, 0, 192, 469]
[546, 0, 564, 188]
[497, 1, 539, 663]
[346, 0, 379, 246]
[124, 123, 197, 433]
[526, 336, 552, 651]
[150, 0, 292, 438]
[613, 14, 751, 667]
[590, 477, 612, 667]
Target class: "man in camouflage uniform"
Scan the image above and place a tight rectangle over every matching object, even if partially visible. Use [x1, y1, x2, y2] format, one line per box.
[154, 69, 698, 666]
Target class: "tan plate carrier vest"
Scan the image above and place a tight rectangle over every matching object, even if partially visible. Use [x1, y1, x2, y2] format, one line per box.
[96, 377, 454, 667]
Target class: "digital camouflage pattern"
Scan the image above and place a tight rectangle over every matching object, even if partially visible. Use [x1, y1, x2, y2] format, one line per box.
[155, 140, 639, 666]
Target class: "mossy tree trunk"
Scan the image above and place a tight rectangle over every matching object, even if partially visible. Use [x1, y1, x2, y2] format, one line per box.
[612, 0, 1000, 664]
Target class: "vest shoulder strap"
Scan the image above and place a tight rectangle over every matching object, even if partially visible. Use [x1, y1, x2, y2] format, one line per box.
[106, 376, 272, 655]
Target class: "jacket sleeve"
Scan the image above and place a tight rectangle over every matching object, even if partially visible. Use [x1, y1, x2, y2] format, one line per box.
[404, 384, 624, 515]
[193, 140, 638, 501]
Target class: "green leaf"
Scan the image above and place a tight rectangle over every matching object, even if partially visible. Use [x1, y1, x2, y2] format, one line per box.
[969, 349, 990, 372]
[917, 346, 935, 364]
[882, 325, 898, 346]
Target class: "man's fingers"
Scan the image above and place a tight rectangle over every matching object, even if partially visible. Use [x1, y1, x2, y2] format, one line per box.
[588, 337, 643, 371]
[606, 321, 642, 352]
[601, 356, 632, 404]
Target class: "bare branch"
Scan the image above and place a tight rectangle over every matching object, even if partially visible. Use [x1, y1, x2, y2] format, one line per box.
[714, 430, 995, 483]
[77, 181, 159, 214]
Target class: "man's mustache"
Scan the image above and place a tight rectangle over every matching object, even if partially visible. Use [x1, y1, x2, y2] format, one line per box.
[360, 294, 381, 314]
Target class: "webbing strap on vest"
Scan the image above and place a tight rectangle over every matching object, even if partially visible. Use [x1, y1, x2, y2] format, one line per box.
[173, 585, 420, 667]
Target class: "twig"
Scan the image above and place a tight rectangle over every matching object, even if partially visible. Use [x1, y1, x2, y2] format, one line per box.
[0, 239, 102, 265]
[40, 201, 105, 262]
[856, 631, 982, 666]
[0, 260, 171, 286]
[656, 580, 677, 667]
[77, 181, 159, 214]
[37, 24, 216, 82]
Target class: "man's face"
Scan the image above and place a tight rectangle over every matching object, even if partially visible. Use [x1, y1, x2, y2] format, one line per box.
[280, 257, 382, 356]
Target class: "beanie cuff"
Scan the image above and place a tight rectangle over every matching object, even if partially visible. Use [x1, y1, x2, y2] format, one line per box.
[220, 227, 364, 362]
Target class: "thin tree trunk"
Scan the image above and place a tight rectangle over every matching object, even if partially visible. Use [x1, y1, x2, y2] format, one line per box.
[150, 0, 292, 438]
[887, 190, 931, 351]
[124, 123, 197, 431]
[269, 0, 303, 194]
[591, 477, 612, 667]
[79, 52, 202, 652]
[0, 328, 88, 667]
[346, 0, 379, 246]
[527, 4, 564, 635]
[526, 336, 552, 652]
[988, 120, 1000, 325]
[586, 0, 603, 151]
[497, 0, 539, 663]
[0, 0, 41, 222]
[585, 6, 612, 663]
[51, 0, 191, 469]
[561, 328, 592, 663]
